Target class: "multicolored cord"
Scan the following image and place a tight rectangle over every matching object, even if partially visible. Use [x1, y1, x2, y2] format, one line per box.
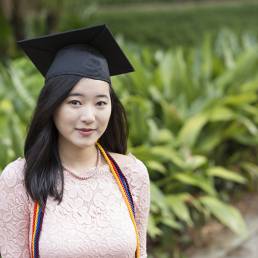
[31, 142, 140, 258]
[31, 201, 46, 258]
[97, 143, 140, 258]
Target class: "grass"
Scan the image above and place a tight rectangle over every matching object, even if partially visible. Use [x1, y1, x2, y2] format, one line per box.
[80, 1, 258, 48]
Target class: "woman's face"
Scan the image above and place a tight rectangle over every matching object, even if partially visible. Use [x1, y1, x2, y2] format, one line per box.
[53, 77, 112, 149]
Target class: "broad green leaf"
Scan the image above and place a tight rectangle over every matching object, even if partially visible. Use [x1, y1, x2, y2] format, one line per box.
[166, 194, 193, 226]
[161, 214, 183, 230]
[240, 76, 258, 92]
[151, 146, 186, 169]
[215, 46, 258, 92]
[173, 173, 216, 196]
[129, 145, 153, 161]
[200, 196, 247, 236]
[178, 113, 208, 147]
[208, 106, 235, 122]
[184, 155, 208, 170]
[223, 92, 257, 106]
[156, 129, 175, 145]
[158, 50, 174, 98]
[237, 115, 258, 135]
[9, 66, 35, 108]
[150, 182, 170, 216]
[197, 127, 225, 153]
[146, 160, 166, 174]
[207, 166, 247, 184]
[147, 119, 175, 145]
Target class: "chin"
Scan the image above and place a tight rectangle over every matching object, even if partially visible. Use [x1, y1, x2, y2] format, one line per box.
[74, 138, 98, 148]
[73, 141, 96, 148]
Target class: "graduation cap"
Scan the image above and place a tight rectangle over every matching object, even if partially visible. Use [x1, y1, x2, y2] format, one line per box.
[17, 24, 134, 83]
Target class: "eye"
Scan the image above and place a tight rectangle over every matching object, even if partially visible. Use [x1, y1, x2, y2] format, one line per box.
[68, 100, 81, 106]
[96, 101, 107, 106]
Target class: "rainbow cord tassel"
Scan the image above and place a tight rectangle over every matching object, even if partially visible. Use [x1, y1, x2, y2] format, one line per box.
[31, 201, 45, 258]
[31, 142, 140, 258]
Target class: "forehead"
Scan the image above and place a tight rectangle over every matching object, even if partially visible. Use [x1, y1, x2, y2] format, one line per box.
[69, 77, 110, 96]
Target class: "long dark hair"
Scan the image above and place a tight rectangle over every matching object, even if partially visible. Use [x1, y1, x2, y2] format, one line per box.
[24, 75, 129, 207]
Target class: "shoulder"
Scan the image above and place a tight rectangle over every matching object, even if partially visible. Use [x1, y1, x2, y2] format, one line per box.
[0, 157, 26, 187]
[0, 157, 30, 215]
[108, 152, 149, 182]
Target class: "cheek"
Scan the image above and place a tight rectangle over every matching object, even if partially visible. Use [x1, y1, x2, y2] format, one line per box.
[97, 106, 112, 126]
[103, 106, 112, 121]
[53, 106, 75, 131]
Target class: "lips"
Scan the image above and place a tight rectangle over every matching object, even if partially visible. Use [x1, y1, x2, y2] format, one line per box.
[77, 128, 96, 137]
[77, 128, 95, 132]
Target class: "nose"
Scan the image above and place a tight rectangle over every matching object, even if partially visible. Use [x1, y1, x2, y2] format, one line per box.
[79, 106, 95, 124]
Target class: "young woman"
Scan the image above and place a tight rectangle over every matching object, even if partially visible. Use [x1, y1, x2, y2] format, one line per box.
[0, 24, 150, 258]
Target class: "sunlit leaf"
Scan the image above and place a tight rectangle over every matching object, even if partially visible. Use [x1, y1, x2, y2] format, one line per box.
[200, 196, 247, 235]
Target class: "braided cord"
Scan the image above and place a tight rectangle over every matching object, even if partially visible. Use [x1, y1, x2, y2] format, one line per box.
[106, 152, 136, 216]
[31, 201, 46, 258]
[96, 142, 140, 258]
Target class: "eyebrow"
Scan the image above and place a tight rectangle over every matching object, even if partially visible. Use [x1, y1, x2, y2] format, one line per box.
[68, 93, 109, 99]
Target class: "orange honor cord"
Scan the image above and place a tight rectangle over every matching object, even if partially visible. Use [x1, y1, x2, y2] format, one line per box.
[96, 142, 140, 258]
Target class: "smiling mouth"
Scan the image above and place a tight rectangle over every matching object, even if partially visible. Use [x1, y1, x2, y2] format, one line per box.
[77, 129, 96, 136]
[76, 128, 96, 132]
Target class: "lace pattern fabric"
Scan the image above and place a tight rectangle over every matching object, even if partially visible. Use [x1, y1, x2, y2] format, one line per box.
[0, 153, 150, 258]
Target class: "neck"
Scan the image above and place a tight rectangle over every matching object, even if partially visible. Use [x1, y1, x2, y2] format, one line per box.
[58, 137, 99, 170]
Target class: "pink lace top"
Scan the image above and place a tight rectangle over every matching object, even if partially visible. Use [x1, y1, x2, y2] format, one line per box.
[0, 153, 150, 258]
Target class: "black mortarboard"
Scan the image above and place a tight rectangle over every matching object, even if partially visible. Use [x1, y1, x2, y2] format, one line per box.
[17, 24, 134, 83]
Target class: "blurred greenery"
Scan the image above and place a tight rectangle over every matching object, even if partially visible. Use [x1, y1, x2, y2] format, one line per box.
[88, 2, 258, 48]
[1, 0, 258, 54]
[1, 28, 257, 257]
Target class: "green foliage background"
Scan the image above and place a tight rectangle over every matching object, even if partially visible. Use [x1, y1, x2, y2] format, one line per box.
[86, 2, 258, 48]
[1, 30, 258, 257]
